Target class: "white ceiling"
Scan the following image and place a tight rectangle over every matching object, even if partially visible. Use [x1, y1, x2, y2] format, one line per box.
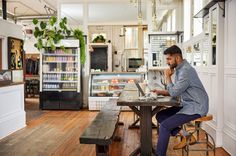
[61, 2, 147, 25]
[1, 0, 178, 26]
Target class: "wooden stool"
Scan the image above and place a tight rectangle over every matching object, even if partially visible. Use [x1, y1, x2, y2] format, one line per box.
[182, 114, 215, 156]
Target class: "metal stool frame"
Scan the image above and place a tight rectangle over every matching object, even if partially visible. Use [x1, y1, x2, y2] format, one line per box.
[182, 116, 216, 156]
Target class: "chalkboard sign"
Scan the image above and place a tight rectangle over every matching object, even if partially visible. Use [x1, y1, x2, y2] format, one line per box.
[91, 47, 108, 71]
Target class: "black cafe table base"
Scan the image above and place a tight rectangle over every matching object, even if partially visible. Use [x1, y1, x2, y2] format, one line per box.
[117, 89, 179, 156]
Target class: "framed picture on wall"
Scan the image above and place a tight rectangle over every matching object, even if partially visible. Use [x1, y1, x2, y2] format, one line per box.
[7, 37, 24, 70]
[0, 70, 12, 86]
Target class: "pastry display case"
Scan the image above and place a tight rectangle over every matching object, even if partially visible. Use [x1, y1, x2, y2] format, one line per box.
[88, 72, 145, 110]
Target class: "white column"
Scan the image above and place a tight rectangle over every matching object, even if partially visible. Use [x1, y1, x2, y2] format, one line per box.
[83, 0, 89, 106]
[215, 2, 224, 147]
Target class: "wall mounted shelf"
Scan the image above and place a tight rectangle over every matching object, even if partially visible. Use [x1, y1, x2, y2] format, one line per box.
[194, 0, 225, 18]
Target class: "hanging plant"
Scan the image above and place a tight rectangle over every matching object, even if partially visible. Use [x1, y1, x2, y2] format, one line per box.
[73, 29, 86, 65]
[32, 16, 86, 64]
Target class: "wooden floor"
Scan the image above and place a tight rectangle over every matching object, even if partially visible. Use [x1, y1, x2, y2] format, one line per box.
[0, 98, 230, 156]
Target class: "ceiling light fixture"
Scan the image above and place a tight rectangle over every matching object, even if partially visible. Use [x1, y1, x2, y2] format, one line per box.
[137, 0, 142, 25]
[152, 0, 158, 31]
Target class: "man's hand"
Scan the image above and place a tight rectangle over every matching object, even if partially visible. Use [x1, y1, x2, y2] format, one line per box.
[164, 68, 174, 78]
[164, 68, 174, 84]
[150, 89, 170, 96]
[151, 89, 160, 95]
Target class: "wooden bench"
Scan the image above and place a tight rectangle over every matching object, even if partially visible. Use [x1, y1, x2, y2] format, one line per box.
[79, 103, 121, 156]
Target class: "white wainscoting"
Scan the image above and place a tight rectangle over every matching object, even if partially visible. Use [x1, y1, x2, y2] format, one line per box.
[0, 84, 26, 139]
[196, 68, 218, 145]
[223, 66, 236, 155]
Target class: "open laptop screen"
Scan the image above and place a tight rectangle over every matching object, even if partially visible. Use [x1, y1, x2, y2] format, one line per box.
[134, 81, 145, 96]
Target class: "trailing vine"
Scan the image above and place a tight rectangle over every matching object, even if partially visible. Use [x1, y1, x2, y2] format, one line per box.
[32, 16, 86, 64]
[73, 29, 86, 65]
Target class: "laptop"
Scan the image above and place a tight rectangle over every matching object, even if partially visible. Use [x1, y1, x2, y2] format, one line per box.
[134, 81, 145, 96]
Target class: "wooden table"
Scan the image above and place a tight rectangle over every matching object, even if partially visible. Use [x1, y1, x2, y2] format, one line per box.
[117, 84, 179, 156]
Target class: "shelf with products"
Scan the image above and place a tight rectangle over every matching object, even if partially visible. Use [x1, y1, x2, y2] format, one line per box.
[39, 40, 82, 110]
[148, 32, 181, 68]
[89, 72, 145, 110]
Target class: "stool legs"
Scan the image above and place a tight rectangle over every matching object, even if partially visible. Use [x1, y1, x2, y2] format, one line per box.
[182, 123, 216, 156]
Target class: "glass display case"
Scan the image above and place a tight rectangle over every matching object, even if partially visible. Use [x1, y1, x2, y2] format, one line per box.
[39, 40, 82, 110]
[88, 72, 145, 110]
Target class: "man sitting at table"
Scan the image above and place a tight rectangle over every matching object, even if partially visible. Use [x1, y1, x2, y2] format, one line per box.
[151, 45, 209, 156]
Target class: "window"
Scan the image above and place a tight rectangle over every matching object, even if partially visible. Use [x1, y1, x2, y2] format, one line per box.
[193, 0, 203, 36]
[124, 26, 148, 60]
[125, 27, 139, 58]
[125, 27, 138, 49]
[211, 8, 217, 65]
[167, 15, 171, 32]
[184, 0, 191, 41]
[171, 9, 176, 31]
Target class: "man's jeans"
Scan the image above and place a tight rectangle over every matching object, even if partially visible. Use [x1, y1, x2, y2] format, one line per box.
[155, 107, 201, 156]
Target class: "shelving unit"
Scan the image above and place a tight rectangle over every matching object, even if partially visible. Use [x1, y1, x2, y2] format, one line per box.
[88, 72, 145, 110]
[39, 40, 82, 110]
[148, 32, 180, 68]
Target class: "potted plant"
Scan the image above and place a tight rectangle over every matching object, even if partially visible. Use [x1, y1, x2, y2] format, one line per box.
[92, 35, 106, 43]
[32, 16, 86, 64]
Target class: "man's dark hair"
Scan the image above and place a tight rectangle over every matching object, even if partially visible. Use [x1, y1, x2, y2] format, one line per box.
[163, 45, 182, 56]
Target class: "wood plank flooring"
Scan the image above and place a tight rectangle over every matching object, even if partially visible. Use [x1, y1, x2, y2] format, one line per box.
[0, 99, 230, 156]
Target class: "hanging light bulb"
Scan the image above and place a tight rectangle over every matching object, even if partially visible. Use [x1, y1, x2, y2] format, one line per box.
[152, 0, 158, 31]
[137, 0, 142, 25]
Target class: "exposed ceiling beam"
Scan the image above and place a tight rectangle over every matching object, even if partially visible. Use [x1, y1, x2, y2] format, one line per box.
[7, 1, 41, 15]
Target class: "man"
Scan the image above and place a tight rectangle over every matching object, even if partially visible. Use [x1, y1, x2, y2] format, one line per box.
[152, 45, 209, 156]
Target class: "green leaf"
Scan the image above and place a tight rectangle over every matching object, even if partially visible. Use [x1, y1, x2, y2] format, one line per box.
[32, 18, 38, 25]
[51, 44, 56, 51]
[66, 30, 71, 36]
[33, 27, 40, 37]
[37, 38, 43, 50]
[49, 16, 57, 26]
[60, 45, 65, 51]
[59, 21, 66, 29]
[62, 17, 67, 25]
[40, 21, 47, 29]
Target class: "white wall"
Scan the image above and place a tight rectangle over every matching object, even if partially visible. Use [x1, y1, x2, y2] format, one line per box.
[222, 0, 236, 155]
[0, 19, 23, 69]
[188, 1, 236, 155]
[23, 37, 40, 54]
[181, 0, 236, 155]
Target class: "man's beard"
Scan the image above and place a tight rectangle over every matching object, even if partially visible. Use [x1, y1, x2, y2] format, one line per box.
[169, 62, 177, 69]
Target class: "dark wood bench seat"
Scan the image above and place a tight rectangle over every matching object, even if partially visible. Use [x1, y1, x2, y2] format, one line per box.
[79, 103, 121, 156]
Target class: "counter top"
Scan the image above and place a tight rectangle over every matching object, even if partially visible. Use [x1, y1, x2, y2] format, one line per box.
[0, 82, 24, 88]
[90, 71, 146, 75]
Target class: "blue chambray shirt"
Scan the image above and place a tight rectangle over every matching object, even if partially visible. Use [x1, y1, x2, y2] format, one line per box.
[167, 59, 209, 117]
